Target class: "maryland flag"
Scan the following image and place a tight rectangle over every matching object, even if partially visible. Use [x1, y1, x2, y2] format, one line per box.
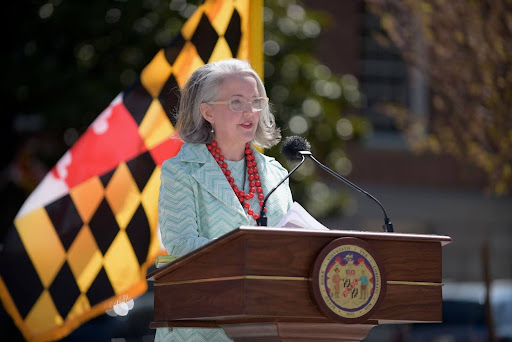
[0, 0, 263, 341]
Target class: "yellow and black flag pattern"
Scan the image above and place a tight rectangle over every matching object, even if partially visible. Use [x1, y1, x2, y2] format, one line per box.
[0, 1, 262, 341]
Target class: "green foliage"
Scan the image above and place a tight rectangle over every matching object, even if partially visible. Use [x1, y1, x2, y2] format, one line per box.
[4, 0, 202, 133]
[4, 0, 368, 217]
[367, 0, 512, 195]
[263, 0, 369, 217]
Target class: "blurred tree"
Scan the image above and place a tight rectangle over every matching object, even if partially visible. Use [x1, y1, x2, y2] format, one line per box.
[1, 0, 203, 244]
[263, 0, 369, 217]
[366, 0, 512, 195]
[2, 0, 366, 219]
[3, 0, 201, 140]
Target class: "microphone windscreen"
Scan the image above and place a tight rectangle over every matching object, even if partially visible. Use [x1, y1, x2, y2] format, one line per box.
[280, 136, 311, 161]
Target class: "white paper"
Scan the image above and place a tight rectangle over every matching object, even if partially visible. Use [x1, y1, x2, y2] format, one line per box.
[276, 201, 330, 230]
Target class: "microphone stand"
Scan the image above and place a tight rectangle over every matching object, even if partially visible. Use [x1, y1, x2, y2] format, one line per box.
[256, 154, 306, 227]
[300, 151, 394, 233]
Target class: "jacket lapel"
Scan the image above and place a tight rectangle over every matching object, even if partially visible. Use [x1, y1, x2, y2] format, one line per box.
[253, 147, 291, 225]
[180, 144, 247, 219]
[253, 148, 278, 196]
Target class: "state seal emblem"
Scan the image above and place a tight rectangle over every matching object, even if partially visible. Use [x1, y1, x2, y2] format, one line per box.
[310, 237, 386, 323]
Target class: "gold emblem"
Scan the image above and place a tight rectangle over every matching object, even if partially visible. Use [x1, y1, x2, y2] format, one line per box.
[311, 238, 386, 323]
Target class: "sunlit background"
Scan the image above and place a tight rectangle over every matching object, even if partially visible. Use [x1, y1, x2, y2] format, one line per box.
[2, 0, 511, 341]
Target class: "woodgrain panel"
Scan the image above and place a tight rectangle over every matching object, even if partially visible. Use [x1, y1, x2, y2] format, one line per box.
[154, 279, 245, 321]
[221, 322, 376, 342]
[245, 279, 322, 317]
[375, 283, 443, 322]
[245, 235, 332, 276]
[368, 240, 443, 283]
[155, 236, 245, 283]
[150, 228, 450, 328]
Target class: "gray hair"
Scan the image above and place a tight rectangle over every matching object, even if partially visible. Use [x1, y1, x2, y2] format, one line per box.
[175, 58, 281, 148]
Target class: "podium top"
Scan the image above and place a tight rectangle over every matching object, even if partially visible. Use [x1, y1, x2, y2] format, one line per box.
[236, 226, 452, 244]
[147, 226, 451, 281]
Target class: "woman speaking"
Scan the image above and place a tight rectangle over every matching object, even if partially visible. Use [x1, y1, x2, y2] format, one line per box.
[155, 59, 293, 341]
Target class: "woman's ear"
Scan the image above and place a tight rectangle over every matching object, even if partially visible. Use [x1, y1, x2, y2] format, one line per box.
[200, 103, 214, 124]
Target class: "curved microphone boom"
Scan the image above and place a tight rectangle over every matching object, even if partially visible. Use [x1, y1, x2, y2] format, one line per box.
[280, 136, 394, 233]
[256, 137, 310, 226]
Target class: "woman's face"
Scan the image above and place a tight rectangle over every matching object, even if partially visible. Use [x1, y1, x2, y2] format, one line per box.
[201, 75, 260, 150]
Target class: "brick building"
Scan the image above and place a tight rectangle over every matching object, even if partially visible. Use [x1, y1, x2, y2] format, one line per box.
[303, 0, 512, 282]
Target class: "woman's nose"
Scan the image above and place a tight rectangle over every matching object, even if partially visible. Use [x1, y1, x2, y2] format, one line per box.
[243, 104, 257, 115]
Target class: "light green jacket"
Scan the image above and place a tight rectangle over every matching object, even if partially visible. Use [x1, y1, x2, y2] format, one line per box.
[155, 143, 293, 342]
[158, 142, 293, 258]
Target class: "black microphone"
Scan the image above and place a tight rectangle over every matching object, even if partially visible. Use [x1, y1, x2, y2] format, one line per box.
[256, 136, 310, 226]
[282, 136, 394, 233]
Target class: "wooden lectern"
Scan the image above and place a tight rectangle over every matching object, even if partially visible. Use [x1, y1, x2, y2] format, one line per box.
[147, 226, 451, 341]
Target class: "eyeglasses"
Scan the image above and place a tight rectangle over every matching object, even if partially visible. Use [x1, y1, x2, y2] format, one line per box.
[207, 96, 269, 112]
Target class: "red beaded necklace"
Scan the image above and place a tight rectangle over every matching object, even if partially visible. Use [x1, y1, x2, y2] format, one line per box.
[206, 141, 265, 220]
